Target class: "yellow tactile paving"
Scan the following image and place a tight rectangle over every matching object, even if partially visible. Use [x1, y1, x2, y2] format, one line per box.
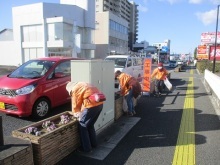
[172, 70, 195, 165]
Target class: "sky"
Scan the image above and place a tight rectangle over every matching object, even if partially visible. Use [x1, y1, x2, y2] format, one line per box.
[0, 0, 220, 55]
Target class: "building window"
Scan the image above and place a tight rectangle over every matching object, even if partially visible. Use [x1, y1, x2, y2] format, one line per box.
[23, 48, 43, 62]
[47, 22, 73, 42]
[48, 48, 72, 57]
[109, 19, 128, 35]
[22, 25, 43, 42]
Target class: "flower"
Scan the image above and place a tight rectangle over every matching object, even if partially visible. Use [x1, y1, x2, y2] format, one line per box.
[42, 121, 57, 132]
[60, 115, 72, 124]
[24, 127, 41, 136]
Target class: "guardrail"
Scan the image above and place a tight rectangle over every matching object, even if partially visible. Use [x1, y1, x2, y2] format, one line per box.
[204, 69, 220, 109]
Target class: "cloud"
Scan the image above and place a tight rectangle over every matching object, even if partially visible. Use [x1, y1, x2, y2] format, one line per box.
[142, 0, 148, 4]
[189, 0, 220, 4]
[210, 0, 220, 5]
[189, 0, 203, 4]
[138, 4, 148, 12]
[196, 9, 217, 25]
[167, 0, 182, 4]
[157, 0, 182, 5]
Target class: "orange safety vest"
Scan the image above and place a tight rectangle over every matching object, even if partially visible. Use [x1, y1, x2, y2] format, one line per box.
[151, 68, 168, 80]
[71, 82, 103, 113]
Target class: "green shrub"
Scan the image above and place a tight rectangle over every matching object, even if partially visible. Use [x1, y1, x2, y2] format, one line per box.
[197, 60, 220, 73]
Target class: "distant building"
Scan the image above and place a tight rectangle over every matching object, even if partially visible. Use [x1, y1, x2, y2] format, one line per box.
[0, 29, 13, 41]
[129, 1, 139, 51]
[95, 0, 139, 58]
[133, 41, 149, 52]
[152, 39, 171, 62]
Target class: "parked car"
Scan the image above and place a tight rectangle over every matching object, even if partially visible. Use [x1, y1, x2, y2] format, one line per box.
[169, 60, 178, 68]
[177, 60, 183, 65]
[0, 56, 81, 119]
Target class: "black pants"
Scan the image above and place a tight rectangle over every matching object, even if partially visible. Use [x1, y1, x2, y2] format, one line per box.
[154, 79, 164, 94]
[78, 104, 103, 152]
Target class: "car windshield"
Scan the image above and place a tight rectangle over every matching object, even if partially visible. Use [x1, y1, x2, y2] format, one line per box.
[105, 58, 127, 68]
[9, 60, 55, 79]
[170, 61, 176, 63]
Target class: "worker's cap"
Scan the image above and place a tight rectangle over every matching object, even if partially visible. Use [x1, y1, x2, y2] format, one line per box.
[66, 81, 78, 95]
[158, 62, 163, 67]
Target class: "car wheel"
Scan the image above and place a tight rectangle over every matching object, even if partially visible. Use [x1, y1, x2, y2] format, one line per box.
[32, 98, 50, 119]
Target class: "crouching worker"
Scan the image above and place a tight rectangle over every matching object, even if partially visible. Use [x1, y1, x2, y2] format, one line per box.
[151, 62, 168, 97]
[66, 82, 105, 153]
[115, 70, 142, 116]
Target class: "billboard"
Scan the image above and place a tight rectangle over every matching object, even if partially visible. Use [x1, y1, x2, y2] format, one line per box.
[197, 45, 208, 60]
[201, 32, 220, 44]
[209, 46, 220, 61]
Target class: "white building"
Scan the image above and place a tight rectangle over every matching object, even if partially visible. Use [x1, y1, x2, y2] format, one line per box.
[152, 39, 171, 53]
[152, 39, 171, 62]
[0, 0, 96, 66]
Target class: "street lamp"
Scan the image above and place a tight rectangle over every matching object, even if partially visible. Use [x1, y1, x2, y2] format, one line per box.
[158, 44, 161, 64]
[213, 5, 220, 73]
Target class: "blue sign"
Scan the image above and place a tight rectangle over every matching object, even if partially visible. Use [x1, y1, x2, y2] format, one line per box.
[161, 46, 169, 52]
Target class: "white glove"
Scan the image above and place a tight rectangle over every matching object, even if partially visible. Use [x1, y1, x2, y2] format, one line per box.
[73, 112, 80, 119]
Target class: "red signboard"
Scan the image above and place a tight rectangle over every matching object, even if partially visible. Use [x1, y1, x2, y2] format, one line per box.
[209, 46, 220, 61]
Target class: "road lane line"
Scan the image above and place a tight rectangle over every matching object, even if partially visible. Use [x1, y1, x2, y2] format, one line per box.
[172, 70, 195, 165]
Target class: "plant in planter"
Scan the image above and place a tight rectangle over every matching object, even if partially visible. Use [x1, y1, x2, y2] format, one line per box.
[60, 114, 72, 124]
[12, 111, 80, 165]
[42, 120, 57, 132]
[24, 126, 41, 136]
[24, 114, 76, 137]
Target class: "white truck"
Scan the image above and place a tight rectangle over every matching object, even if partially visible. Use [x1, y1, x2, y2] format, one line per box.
[170, 55, 175, 61]
[104, 55, 144, 88]
[104, 55, 144, 79]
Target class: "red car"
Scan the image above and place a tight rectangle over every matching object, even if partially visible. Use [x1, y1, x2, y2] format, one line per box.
[0, 56, 80, 119]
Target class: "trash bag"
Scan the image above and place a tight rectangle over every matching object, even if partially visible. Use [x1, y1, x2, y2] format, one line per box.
[123, 97, 128, 112]
[164, 77, 172, 91]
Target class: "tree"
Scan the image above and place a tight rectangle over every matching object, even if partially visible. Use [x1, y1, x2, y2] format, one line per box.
[194, 47, 197, 59]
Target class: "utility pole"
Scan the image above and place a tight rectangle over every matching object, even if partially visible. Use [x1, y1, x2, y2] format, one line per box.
[213, 5, 220, 73]
[158, 44, 161, 64]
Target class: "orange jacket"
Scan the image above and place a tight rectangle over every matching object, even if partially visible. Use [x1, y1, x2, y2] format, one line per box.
[117, 73, 132, 96]
[151, 68, 168, 80]
[71, 82, 103, 113]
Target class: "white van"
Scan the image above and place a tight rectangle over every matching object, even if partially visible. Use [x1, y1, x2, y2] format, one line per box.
[104, 55, 144, 79]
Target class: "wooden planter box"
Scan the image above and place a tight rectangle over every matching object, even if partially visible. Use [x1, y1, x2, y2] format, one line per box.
[114, 97, 138, 120]
[115, 97, 124, 120]
[12, 111, 80, 165]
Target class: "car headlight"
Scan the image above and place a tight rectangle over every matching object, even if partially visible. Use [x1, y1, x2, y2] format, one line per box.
[15, 85, 36, 95]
